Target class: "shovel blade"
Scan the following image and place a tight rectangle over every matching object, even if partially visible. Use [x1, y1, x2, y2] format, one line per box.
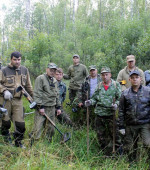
[61, 133, 71, 143]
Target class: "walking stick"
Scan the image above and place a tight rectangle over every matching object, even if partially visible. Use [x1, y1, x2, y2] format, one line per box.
[112, 98, 116, 153]
[87, 90, 89, 156]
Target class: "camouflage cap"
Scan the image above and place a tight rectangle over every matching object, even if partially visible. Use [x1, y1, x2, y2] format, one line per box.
[47, 63, 57, 69]
[101, 67, 111, 73]
[129, 70, 140, 77]
[126, 55, 135, 62]
[73, 54, 80, 58]
[89, 65, 97, 71]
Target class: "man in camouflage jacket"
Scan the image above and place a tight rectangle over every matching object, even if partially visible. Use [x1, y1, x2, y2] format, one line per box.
[63, 54, 88, 104]
[76, 65, 101, 125]
[0, 51, 33, 148]
[31, 63, 61, 142]
[85, 67, 121, 155]
[119, 70, 150, 161]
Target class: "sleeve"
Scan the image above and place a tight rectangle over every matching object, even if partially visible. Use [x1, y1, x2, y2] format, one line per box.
[0, 70, 7, 94]
[63, 67, 71, 80]
[140, 70, 146, 86]
[25, 69, 33, 98]
[62, 84, 66, 103]
[56, 84, 61, 109]
[116, 70, 123, 83]
[84, 66, 89, 77]
[33, 76, 44, 106]
[90, 87, 99, 106]
[118, 92, 126, 129]
[115, 82, 122, 106]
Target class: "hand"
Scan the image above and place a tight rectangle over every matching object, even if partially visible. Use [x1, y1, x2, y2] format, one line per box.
[85, 100, 91, 107]
[78, 103, 83, 108]
[119, 129, 125, 135]
[111, 103, 118, 110]
[39, 108, 45, 116]
[4, 90, 13, 100]
[57, 109, 61, 116]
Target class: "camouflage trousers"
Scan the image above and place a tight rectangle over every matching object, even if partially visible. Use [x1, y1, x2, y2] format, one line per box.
[123, 124, 150, 161]
[0, 97, 25, 142]
[31, 106, 55, 142]
[69, 89, 78, 104]
[95, 115, 121, 155]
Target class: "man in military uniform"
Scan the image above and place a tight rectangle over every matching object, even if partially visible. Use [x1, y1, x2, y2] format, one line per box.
[31, 63, 61, 142]
[117, 55, 145, 91]
[85, 67, 121, 155]
[55, 68, 72, 126]
[118, 70, 150, 161]
[63, 54, 88, 104]
[0, 51, 33, 148]
[77, 65, 101, 126]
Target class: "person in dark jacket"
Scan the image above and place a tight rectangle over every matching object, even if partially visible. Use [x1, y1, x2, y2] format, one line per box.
[144, 70, 150, 87]
[118, 70, 150, 161]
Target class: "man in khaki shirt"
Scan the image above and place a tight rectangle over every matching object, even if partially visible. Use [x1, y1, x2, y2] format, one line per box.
[117, 55, 145, 91]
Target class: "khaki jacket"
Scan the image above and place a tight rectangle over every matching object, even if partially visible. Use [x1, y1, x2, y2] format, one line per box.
[33, 73, 61, 108]
[63, 63, 88, 90]
[0, 64, 33, 98]
[117, 66, 145, 91]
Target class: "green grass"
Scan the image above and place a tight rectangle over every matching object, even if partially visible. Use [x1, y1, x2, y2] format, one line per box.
[0, 81, 150, 169]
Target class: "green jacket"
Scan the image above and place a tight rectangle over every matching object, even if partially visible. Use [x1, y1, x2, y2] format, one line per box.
[117, 66, 145, 91]
[63, 63, 88, 90]
[33, 73, 61, 108]
[90, 79, 121, 116]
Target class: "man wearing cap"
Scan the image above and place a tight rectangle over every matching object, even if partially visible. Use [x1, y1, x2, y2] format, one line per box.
[63, 54, 88, 104]
[76, 65, 101, 125]
[118, 70, 150, 161]
[30, 63, 61, 142]
[117, 55, 145, 91]
[0, 51, 33, 148]
[85, 67, 122, 155]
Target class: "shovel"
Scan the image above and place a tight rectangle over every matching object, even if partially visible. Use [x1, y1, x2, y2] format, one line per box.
[44, 112, 71, 143]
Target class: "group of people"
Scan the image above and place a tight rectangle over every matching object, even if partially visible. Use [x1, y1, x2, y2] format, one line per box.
[0, 52, 150, 162]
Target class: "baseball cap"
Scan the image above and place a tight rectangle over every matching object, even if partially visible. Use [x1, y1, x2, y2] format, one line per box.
[129, 70, 140, 77]
[89, 65, 96, 71]
[73, 54, 80, 58]
[101, 67, 111, 73]
[47, 63, 57, 69]
[126, 55, 135, 62]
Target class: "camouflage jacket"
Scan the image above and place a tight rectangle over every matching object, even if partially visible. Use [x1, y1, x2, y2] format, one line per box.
[0, 64, 33, 98]
[119, 85, 150, 128]
[117, 66, 145, 91]
[77, 74, 102, 104]
[57, 81, 66, 104]
[90, 79, 121, 116]
[33, 73, 61, 108]
[63, 63, 88, 90]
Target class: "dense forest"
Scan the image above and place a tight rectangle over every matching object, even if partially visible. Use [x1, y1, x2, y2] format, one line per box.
[0, 0, 150, 78]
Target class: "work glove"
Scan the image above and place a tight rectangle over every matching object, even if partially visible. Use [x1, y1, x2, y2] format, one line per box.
[119, 129, 125, 135]
[111, 103, 118, 111]
[85, 100, 91, 107]
[39, 108, 45, 116]
[4, 90, 13, 100]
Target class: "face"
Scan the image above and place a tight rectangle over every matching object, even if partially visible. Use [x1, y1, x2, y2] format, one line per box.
[73, 57, 80, 65]
[55, 71, 63, 81]
[127, 60, 135, 69]
[101, 72, 111, 84]
[11, 56, 21, 68]
[129, 74, 141, 86]
[46, 68, 56, 77]
[90, 69, 97, 78]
